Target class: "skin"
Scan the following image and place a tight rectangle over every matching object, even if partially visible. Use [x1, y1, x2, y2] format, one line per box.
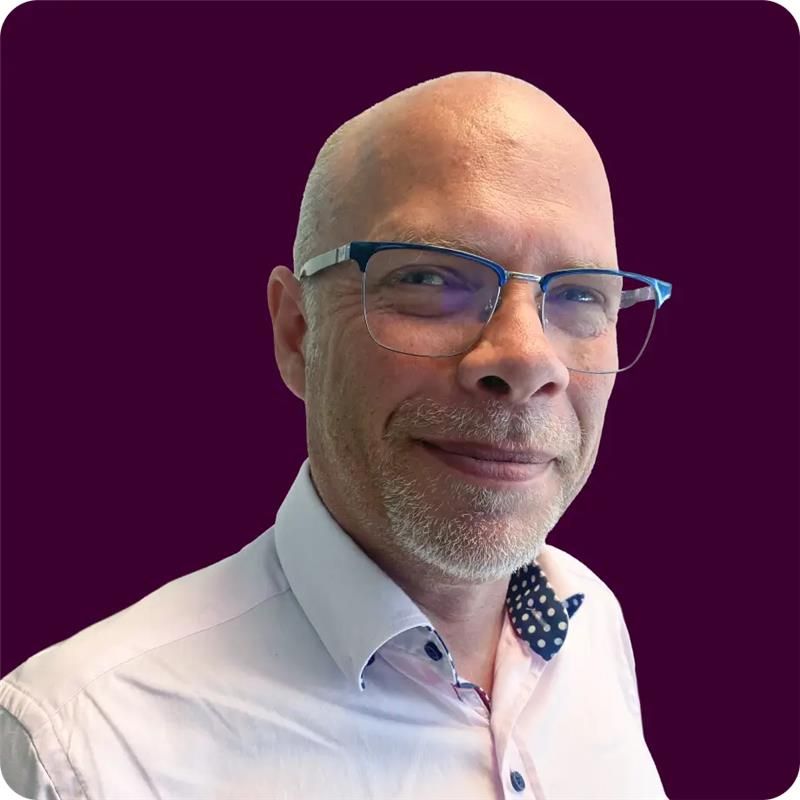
[267, 73, 618, 697]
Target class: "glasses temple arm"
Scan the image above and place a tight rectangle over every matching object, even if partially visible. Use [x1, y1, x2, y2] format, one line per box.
[619, 285, 655, 310]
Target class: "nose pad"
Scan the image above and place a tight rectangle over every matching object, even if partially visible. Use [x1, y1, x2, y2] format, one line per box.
[478, 296, 495, 323]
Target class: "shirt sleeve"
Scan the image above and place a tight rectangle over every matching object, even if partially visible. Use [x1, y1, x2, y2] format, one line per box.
[0, 708, 60, 800]
[0, 678, 87, 800]
[614, 602, 671, 799]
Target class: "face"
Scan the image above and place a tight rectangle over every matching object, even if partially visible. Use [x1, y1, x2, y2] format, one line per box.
[271, 87, 618, 586]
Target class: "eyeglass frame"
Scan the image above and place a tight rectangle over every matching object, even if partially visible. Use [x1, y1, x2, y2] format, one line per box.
[297, 241, 673, 373]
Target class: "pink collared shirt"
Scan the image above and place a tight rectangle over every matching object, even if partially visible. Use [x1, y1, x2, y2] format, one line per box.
[0, 459, 667, 799]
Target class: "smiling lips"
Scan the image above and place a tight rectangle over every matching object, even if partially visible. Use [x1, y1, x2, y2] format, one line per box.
[416, 439, 555, 484]
[419, 438, 556, 464]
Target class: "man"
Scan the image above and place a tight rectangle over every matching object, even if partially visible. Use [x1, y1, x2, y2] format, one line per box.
[0, 71, 671, 799]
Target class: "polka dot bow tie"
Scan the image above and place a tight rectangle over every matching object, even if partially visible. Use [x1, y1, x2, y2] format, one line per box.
[506, 563, 584, 661]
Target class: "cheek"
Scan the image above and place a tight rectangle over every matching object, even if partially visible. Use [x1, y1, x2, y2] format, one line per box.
[338, 345, 437, 449]
[309, 327, 395, 440]
[570, 374, 614, 442]
[358, 355, 426, 438]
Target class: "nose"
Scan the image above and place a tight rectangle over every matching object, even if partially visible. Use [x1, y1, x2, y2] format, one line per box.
[455, 278, 571, 404]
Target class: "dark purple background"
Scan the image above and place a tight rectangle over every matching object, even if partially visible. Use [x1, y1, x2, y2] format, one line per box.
[2, 2, 798, 798]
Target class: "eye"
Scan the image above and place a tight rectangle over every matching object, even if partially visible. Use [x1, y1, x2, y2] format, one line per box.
[395, 270, 447, 286]
[550, 285, 605, 304]
[386, 266, 478, 291]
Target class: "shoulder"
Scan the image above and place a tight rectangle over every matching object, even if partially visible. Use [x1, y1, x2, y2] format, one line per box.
[0, 527, 287, 733]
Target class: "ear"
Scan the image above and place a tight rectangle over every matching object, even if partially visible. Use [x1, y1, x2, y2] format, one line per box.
[267, 266, 307, 401]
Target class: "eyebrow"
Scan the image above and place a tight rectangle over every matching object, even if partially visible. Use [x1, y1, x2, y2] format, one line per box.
[385, 226, 609, 271]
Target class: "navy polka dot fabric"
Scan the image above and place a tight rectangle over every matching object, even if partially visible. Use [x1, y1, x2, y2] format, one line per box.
[506, 563, 584, 661]
[359, 561, 585, 690]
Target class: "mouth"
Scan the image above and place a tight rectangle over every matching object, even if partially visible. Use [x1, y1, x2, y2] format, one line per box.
[416, 440, 554, 485]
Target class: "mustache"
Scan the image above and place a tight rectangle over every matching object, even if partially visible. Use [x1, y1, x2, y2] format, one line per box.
[389, 397, 581, 454]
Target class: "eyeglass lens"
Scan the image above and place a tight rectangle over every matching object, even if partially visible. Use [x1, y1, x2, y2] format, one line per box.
[362, 248, 658, 373]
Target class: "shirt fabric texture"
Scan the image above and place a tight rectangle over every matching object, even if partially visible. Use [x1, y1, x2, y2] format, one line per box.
[0, 458, 667, 799]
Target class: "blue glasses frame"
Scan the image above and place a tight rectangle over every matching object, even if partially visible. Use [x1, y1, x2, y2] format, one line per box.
[297, 241, 673, 373]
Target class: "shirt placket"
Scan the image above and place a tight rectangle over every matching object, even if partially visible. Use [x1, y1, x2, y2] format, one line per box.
[424, 626, 493, 719]
[491, 620, 548, 800]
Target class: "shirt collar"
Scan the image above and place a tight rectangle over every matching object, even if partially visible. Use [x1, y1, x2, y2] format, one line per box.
[274, 459, 585, 693]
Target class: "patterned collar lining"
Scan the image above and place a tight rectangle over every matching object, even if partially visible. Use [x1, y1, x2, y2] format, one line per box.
[506, 562, 584, 661]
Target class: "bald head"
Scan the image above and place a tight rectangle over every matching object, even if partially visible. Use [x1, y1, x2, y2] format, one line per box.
[292, 71, 612, 283]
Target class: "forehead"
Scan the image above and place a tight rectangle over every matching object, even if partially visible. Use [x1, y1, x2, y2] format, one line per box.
[352, 159, 615, 276]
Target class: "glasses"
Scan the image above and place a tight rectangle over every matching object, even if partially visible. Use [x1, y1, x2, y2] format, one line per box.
[298, 241, 672, 375]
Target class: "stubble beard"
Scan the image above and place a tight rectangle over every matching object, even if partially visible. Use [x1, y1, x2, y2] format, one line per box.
[372, 441, 575, 583]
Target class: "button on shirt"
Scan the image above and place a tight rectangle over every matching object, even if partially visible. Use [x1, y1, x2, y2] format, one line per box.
[0, 459, 667, 799]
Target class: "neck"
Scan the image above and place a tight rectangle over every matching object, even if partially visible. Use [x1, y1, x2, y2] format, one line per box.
[391, 570, 509, 697]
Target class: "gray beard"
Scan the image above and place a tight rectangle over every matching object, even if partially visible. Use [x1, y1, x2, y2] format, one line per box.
[372, 443, 574, 583]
